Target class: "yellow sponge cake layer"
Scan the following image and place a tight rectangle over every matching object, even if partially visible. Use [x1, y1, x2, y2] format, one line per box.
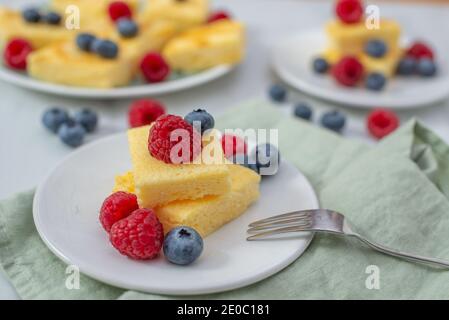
[112, 20, 178, 70]
[0, 7, 72, 50]
[359, 48, 402, 77]
[114, 165, 261, 237]
[323, 47, 402, 77]
[113, 171, 135, 194]
[140, 0, 208, 31]
[326, 19, 401, 56]
[27, 42, 133, 88]
[157, 165, 260, 237]
[163, 20, 245, 72]
[128, 126, 231, 208]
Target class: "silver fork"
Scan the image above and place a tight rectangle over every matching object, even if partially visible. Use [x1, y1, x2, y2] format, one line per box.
[247, 209, 449, 269]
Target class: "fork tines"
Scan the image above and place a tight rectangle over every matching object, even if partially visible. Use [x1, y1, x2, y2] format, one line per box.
[247, 210, 313, 241]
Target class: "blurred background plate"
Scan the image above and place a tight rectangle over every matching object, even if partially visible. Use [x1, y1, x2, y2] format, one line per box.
[272, 30, 449, 109]
[0, 64, 234, 99]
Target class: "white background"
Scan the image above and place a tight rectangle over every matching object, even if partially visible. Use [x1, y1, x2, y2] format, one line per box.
[0, 0, 448, 298]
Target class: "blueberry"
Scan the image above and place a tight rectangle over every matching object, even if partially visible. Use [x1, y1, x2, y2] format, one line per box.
[90, 38, 103, 53]
[230, 153, 260, 174]
[93, 39, 119, 59]
[42, 108, 70, 133]
[117, 18, 139, 38]
[184, 109, 215, 134]
[251, 143, 280, 176]
[417, 58, 437, 77]
[44, 12, 61, 25]
[22, 8, 41, 23]
[320, 110, 346, 133]
[76, 33, 96, 52]
[365, 72, 387, 91]
[365, 39, 388, 58]
[293, 103, 312, 120]
[58, 121, 86, 148]
[396, 57, 416, 75]
[269, 84, 287, 103]
[312, 57, 329, 74]
[163, 227, 203, 266]
[74, 109, 98, 133]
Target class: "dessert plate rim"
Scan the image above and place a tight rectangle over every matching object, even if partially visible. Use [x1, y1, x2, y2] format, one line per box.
[271, 29, 449, 109]
[33, 132, 319, 295]
[0, 64, 234, 99]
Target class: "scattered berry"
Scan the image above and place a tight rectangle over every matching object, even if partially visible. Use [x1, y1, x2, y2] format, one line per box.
[149, 114, 201, 164]
[140, 52, 170, 83]
[3, 38, 33, 70]
[293, 103, 313, 120]
[117, 18, 139, 38]
[269, 84, 287, 102]
[76, 33, 96, 52]
[417, 58, 437, 77]
[221, 134, 247, 158]
[44, 12, 61, 25]
[336, 0, 363, 24]
[184, 109, 215, 134]
[74, 109, 98, 133]
[22, 8, 41, 23]
[108, 1, 133, 22]
[367, 108, 399, 139]
[252, 143, 281, 174]
[42, 108, 70, 133]
[364, 39, 387, 58]
[99, 192, 138, 232]
[207, 10, 231, 23]
[321, 110, 346, 133]
[406, 42, 434, 60]
[163, 226, 203, 265]
[93, 40, 119, 59]
[128, 99, 166, 128]
[396, 57, 416, 75]
[332, 56, 364, 87]
[365, 72, 387, 91]
[231, 153, 259, 174]
[312, 57, 330, 74]
[58, 120, 86, 148]
[110, 208, 164, 260]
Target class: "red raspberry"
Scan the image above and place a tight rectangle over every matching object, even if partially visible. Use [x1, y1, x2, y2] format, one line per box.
[3, 38, 33, 70]
[221, 134, 247, 158]
[110, 208, 164, 260]
[128, 99, 166, 128]
[207, 10, 231, 23]
[140, 52, 170, 83]
[148, 114, 201, 164]
[99, 192, 139, 232]
[367, 108, 399, 140]
[406, 42, 434, 60]
[336, 0, 363, 24]
[108, 1, 132, 22]
[332, 56, 364, 87]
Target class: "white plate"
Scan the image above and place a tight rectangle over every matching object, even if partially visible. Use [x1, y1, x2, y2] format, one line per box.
[272, 30, 449, 109]
[33, 133, 319, 295]
[0, 65, 233, 99]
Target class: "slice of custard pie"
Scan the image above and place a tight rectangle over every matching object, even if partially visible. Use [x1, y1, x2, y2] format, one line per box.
[113, 125, 260, 237]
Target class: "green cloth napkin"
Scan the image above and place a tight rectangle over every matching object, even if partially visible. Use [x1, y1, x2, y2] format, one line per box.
[2, 101, 449, 300]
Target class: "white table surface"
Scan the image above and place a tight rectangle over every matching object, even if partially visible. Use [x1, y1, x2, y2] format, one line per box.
[0, 0, 448, 299]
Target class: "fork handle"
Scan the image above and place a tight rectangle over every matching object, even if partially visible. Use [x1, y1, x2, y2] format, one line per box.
[354, 234, 449, 269]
